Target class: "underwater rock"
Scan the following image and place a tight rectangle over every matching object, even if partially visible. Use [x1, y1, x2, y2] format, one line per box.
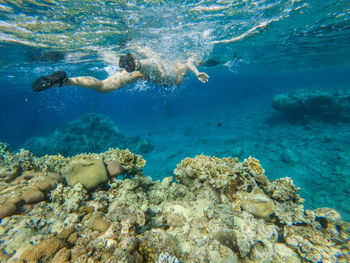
[234, 211, 279, 258]
[166, 211, 186, 227]
[267, 177, 302, 203]
[0, 147, 349, 262]
[274, 201, 308, 225]
[107, 160, 124, 177]
[314, 207, 342, 226]
[107, 201, 146, 227]
[51, 183, 89, 214]
[65, 159, 108, 190]
[24, 113, 153, 156]
[0, 170, 63, 219]
[0, 201, 17, 219]
[155, 252, 181, 263]
[138, 229, 179, 262]
[32, 175, 61, 193]
[21, 187, 45, 203]
[284, 225, 340, 262]
[240, 189, 275, 218]
[281, 148, 298, 164]
[272, 89, 350, 122]
[272, 243, 302, 263]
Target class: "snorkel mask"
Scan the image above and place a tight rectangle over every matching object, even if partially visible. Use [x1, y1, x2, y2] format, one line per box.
[119, 53, 141, 72]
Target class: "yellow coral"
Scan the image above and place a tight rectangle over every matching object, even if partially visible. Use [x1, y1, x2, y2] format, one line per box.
[243, 157, 265, 175]
[174, 154, 236, 190]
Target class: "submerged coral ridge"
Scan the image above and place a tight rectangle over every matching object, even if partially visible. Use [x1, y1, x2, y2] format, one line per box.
[272, 89, 350, 122]
[0, 146, 349, 262]
[0, 143, 145, 176]
[24, 113, 153, 156]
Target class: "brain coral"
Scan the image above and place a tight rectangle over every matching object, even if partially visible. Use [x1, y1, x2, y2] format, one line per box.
[65, 159, 108, 190]
[19, 226, 75, 262]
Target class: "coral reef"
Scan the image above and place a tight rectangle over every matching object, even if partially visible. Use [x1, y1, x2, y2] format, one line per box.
[0, 143, 145, 220]
[0, 143, 145, 176]
[0, 147, 349, 262]
[24, 113, 153, 156]
[272, 89, 350, 122]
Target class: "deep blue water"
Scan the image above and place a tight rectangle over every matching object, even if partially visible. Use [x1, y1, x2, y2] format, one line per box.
[1, 66, 349, 147]
[1, 0, 350, 220]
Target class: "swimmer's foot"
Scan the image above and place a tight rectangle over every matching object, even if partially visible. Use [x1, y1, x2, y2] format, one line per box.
[32, 70, 68, 92]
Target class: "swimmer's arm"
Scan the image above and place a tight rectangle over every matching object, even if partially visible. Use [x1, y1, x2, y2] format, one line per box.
[186, 58, 209, 83]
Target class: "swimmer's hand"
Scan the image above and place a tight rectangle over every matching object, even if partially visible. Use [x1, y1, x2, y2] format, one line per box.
[197, 72, 209, 83]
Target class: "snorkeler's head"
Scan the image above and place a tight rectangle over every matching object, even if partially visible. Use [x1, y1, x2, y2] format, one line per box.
[119, 53, 141, 72]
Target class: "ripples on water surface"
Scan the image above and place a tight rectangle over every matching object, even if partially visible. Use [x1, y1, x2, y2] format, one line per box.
[1, 0, 349, 72]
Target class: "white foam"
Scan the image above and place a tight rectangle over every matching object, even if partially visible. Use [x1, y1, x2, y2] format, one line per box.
[103, 65, 120, 77]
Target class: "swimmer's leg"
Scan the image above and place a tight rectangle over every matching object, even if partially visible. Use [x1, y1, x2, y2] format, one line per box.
[66, 71, 144, 93]
[64, 76, 103, 92]
[33, 70, 144, 93]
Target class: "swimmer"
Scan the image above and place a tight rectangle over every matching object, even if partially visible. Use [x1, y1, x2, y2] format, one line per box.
[32, 52, 209, 93]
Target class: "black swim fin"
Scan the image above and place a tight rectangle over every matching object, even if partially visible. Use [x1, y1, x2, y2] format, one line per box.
[32, 70, 68, 92]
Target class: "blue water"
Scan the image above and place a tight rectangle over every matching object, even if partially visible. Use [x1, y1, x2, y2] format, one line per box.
[1, 0, 350, 220]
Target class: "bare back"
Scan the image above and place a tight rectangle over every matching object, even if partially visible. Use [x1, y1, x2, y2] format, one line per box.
[139, 58, 183, 86]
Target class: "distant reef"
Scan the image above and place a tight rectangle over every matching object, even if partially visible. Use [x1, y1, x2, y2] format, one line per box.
[272, 89, 350, 122]
[24, 113, 153, 156]
[0, 144, 349, 262]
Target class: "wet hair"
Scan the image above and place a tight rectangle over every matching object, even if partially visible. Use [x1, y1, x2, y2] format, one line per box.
[202, 58, 219, 67]
[119, 53, 140, 72]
